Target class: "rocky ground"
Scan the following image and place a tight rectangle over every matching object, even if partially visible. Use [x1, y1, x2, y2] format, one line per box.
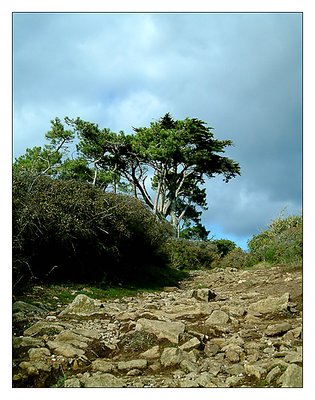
[12, 263, 302, 388]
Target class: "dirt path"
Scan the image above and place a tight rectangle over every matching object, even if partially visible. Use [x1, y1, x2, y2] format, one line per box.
[12, 264, 302, 388]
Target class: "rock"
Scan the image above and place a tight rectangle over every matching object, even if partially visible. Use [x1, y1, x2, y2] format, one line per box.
[19, 360, 51, 374]
[180, 358, 199, 373]
[179, 337, 200, 351]
[139, 345, 160, 359]
[80, 372, 125, 388]
[92, 359, 116, 373]
[13, 301, 47, 316]
[284, 347, 302, 364]
[73, 328, 101, 340]
[205, 310, 230, 326]
[13, 336, 45, 349]
[52, 330, 92, 349]
[225, 376, 243, 387]
[191, 288, 216, 302]
[47, 341, 85, 358]
[204, 342, 220, 357]
[265, 322, 292, 336]
[163, 287, 179, 292]
[160, 347, 184, 367]
[244, 364, 266, 380]
[117, 359, 148, 371]
[196, 372, 217, 387]
[248, 293, 290, 315]
[64, 378, 81, 388]
[58, 294, 105, 317]
[23, 321, 68, 337]
[277, 364, 302, 387]
[135, 318, 185, 344]
[28, 347, 51, 361]
[266, 366, 282, 384]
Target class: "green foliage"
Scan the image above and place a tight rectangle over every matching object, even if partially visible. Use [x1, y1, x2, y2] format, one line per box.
[215, 248, 248, 269]
[211, 239, 237, 257]
[247, 212, 302, 266]
[13, 113, 240, 237]
[166, 238, 218, 270]
[13, 171, 176, 291]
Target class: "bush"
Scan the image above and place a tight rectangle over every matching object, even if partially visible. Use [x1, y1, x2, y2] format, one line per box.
[166, 238, 218, 270]
[211, 239, 237, 257]
[13, 172, 174, 291]
[246, 213, 302, 266]
[216, 248, 249, 269]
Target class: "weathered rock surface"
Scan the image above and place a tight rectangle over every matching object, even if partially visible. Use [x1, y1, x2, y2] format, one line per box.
[13, 264, 302, 388]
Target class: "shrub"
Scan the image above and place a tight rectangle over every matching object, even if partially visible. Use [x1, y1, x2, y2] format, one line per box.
[166, 238, 218, 270]
[211, 239, 237, 257]
[246, 213, 302, 266]
[13, 172, 174, 291]
[217, 248, 249, 269]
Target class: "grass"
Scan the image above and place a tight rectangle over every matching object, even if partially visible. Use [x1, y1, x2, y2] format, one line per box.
[13, 282, 162, 309]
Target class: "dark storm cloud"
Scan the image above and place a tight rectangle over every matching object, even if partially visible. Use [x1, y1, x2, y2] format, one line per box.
[13, 12, 302, 247]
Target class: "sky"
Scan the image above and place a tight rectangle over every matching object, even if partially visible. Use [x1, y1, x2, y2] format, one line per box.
[12, 12, 302, 250]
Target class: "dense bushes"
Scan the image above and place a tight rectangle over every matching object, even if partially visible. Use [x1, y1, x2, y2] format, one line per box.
[246, 213, 302, 266]
[166, 238, 219, 270]
[13, 172, 175, 291]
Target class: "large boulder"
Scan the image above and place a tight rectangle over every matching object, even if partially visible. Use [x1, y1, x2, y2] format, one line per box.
[58, 294, 105, 317]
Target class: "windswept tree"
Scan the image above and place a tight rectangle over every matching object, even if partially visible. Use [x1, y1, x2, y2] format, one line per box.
[13, 113, 241, 237]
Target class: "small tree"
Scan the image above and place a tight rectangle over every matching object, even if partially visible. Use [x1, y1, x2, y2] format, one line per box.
[13, 113, 241, 236]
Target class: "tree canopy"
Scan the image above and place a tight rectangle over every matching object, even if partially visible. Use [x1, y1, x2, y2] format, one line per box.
[14, 113, 241, 237]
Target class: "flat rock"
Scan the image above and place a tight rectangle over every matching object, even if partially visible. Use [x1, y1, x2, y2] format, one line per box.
[117, 359, 148, 370]
[278, 364, 302, 387]
[92, 359, 116, 373]
[80, 372, 125, 388]
[23, 321, 68, 337]
[248, 293, 290, 315]
[265, 322, 292, 336]
[135, 318, 185, 344]
[13, 336, 45, 349]
[205, 310, 230, 326]
[13, 301, 47, 316]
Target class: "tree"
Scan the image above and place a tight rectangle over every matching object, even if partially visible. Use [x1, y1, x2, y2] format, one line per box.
[13, 113, 241, 237]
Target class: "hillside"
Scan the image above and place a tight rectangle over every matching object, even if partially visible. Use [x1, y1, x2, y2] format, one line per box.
[12, 263, 302, 388]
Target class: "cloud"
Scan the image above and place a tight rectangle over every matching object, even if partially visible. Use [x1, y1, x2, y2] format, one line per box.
[13, 12, 302, 248]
